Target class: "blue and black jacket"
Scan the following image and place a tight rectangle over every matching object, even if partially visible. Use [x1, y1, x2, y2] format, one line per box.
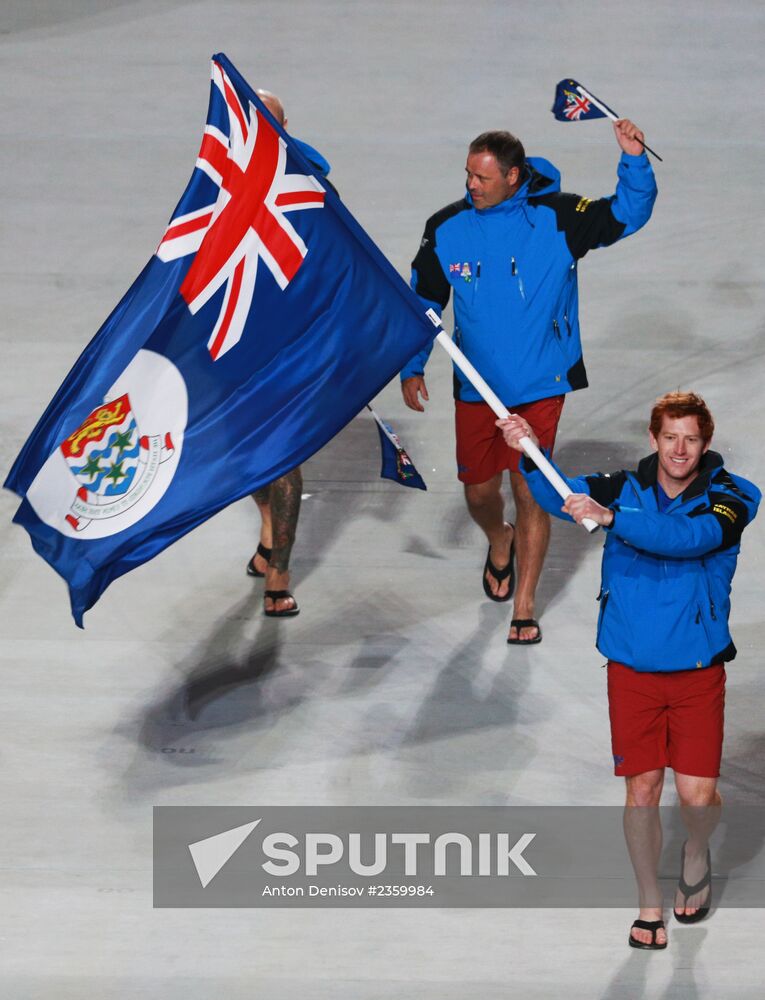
[522, 450, 760, 672]
[401, 152, 657, 404]
[293, 138, 335, 192]
[294, 138, 331, 179]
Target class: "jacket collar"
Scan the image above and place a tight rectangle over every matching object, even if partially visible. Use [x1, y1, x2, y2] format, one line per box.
[464, 158, 560, 215]
[635, 450, 724, 501]
[465, 177, 531, 215]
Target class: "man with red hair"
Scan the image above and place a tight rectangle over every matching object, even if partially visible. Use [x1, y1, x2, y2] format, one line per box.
[498, 392, 760, 950]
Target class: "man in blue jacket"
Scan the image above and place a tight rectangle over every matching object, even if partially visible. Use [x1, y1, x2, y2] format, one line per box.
[401, 122, 657, 643]
[499, 392, 760, 949]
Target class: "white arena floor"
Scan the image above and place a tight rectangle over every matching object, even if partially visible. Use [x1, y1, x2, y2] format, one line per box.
[1, 2, 764, 996]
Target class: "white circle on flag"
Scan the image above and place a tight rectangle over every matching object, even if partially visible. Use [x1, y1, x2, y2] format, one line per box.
[27, 350, 188, 539]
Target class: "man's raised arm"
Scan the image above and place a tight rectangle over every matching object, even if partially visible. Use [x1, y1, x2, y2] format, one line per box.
[536, 118, 658, 261]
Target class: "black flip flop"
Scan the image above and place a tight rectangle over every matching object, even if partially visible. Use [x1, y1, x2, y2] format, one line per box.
[674, 842, 711, 924]
[246, 542, 272, 578]
[628, 919, 667, 950]
[507, 618, 542, 645]
[264, 589, 300, 618]
[482, 526, 515, 602]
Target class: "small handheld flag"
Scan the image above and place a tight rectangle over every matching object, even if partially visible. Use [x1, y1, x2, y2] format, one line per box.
[552, 79, 611, 122]
[551, 78, 663, 161]
[367, 406, 427, 491]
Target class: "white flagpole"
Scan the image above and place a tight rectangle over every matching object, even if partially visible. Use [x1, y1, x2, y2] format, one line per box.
[433, 327, 599, 533]
[575, 84, 618, 122]
[574, 84, 663, 161]
[366, 404, 401, 449]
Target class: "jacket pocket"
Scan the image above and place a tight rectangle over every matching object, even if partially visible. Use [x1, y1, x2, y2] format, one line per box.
[694, 604, 711, 644]
[551, 319, 570, 368]
[699, 559, 718, 622]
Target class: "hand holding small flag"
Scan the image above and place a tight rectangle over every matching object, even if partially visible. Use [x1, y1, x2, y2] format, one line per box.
[612, 118, 647, 157]
[552, 78, 662, 161]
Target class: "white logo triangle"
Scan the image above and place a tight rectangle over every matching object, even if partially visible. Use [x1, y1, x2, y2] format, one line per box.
[188, 819, 261, 888]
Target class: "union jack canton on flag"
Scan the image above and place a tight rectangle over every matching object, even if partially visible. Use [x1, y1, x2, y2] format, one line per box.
[552, 79, 611, 122]
[5, 54, 439, 625]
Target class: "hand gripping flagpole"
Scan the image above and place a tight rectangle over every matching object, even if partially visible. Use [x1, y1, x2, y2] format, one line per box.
[430, 322, 599, 533]
[574, 84, 663, 162]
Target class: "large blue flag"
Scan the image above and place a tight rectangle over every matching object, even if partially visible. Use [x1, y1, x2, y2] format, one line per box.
[5, 54, 439, 625]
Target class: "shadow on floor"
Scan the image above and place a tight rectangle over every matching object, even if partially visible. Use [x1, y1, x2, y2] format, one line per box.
[121, 436, 636, 797]
[600, 926, 707, 1000]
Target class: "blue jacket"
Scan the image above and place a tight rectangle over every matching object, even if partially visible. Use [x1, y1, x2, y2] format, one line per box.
[293, 138, 331, 179]
[401, 152, 657, 404]
[522, 450, 760, 672]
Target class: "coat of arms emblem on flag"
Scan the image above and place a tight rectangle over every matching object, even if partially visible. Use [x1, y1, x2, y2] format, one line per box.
[24, 349, 188, 542]
[60, 393, 175, 532]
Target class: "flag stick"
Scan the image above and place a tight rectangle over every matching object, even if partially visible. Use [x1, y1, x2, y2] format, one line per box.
[575, 85, 663, 162]
[434, 330, 599, 533]
[366, 403, 401, 449]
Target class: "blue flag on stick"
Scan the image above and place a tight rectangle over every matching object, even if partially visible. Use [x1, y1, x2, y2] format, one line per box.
[4, 54, 438, 625]
[552, 79, 613, 121]
[552, 78, 663, 160]
[367, 407, 427, 491]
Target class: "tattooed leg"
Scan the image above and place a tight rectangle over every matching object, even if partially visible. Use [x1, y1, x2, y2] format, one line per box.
[268, 468, 302, 571]
[264, 467, 302, 614]
[253, 484, 271, 507]
[250, 484, 272, 575]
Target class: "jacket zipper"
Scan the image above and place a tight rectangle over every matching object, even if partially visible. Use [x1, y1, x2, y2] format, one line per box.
[596, 589, 610, 640]
[511, 257, 526, 300]
[700, 556, 717, 619]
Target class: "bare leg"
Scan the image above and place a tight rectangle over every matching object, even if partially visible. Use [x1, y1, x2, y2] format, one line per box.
[506, 471, 549, 642]
[624, 769, 667, 946]
[673, 774, 720, 918]
[464, 474, 514, 600]
[250, 484, 272, 575]
[263, 467, 302, 614]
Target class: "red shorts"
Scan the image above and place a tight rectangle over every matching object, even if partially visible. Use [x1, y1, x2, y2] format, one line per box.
[455, 395, 565, 484]
[607, 661, 726, 778]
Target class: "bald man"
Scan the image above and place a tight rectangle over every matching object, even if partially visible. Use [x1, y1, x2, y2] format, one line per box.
[246, 89, 333, 617]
